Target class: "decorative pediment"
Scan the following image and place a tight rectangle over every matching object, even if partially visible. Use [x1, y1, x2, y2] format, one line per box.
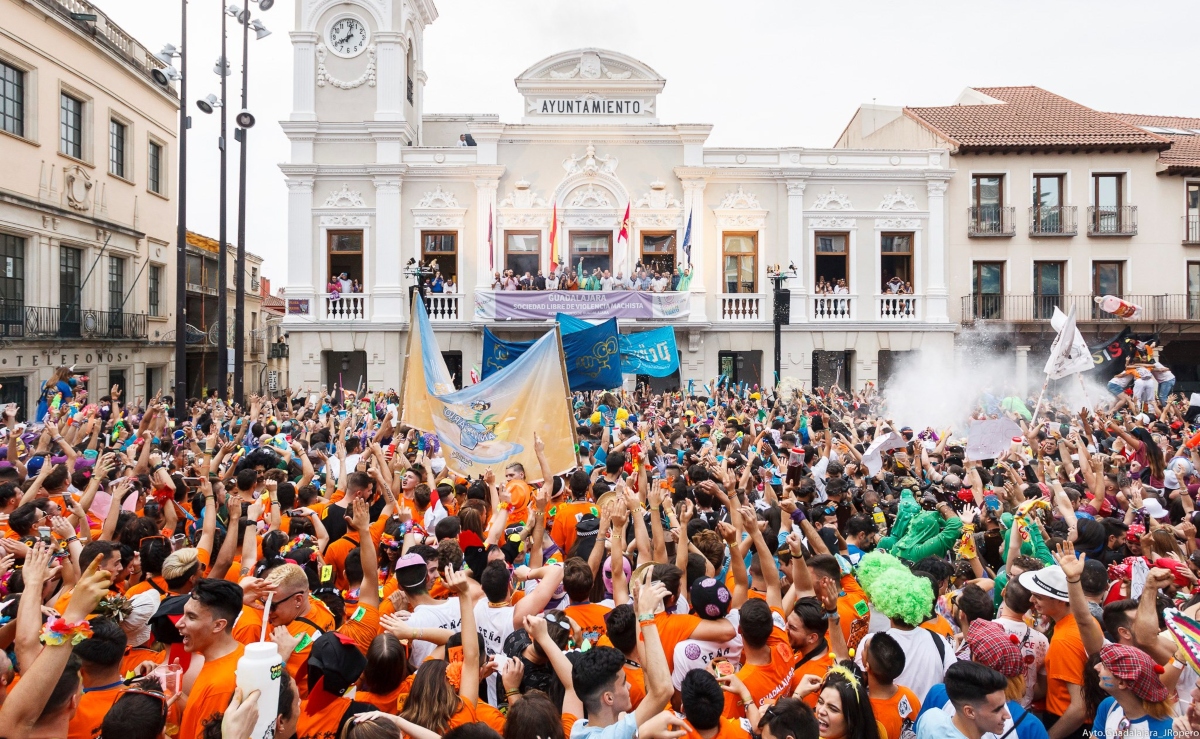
[878, 188, 917, 211]
[875, 218, 920, 230]
[811, 187, 853, 211]
[64, 165, 93, 212]
[515, 49, 665, 123]
[498, 212, 549, 229]
[417, 185, 459, 208]
[633, 213, 683, 229]
[567, 184, 613, 208]
[563, 144, 618, 177]
[498, 181, 548, 209]
[635, 181, 682, 209]
[809, 217, 856, 229]
[412, 209, 467, 229]
[719, 186, 760, 210]
[322, 184, 366, 208]
[520, 49, 661, 83]
[320, 214, 369, 228]
[716, 211, 767, 230]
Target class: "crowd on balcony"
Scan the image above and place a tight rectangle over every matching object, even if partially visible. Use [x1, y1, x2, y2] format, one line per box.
[326, 272, 364, 299]
[490, 261, 693, 292]
[884, 276, 915, 295]
[815, 276, 851, 295]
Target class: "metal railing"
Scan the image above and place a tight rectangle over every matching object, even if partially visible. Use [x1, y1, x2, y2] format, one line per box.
[961, 294, 1200, 323]
[811, 295, 854, 321]
[967, 206, 1015, 237]
[1185, 215, 1200, 244]
[40, 0, 173, 91]
[1029, 205, 1077, 236]
[268, 343, 289, 359]
[1088, 206, 1138, 236]
[718, 293, 765, 322]
[0, 301, 148, 339]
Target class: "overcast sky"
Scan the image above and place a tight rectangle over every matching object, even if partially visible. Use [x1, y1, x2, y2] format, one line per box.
[94, 0, 1200, 284]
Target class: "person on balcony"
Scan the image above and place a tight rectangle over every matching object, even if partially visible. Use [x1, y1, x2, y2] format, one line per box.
[816, 276, 830, 294]
[677, 265, 692, 291]
[613, 271, 631, 290]
[442, 275, 456, 293]
[650, 271, 669, 293]
[501, 270, 519, 291]
[886, 276, 904, 294]
[351, 278, 363, 293]
[834, 279, 849, 295]
[545, 270, 560, 290]
[534, 271, 547, 290]
[902, 282, 914, 295]
[327, 277, 342, 300]
[633, 269, 651, 291]
[430, 273, 444, 293]
[563, 269, 580, 290]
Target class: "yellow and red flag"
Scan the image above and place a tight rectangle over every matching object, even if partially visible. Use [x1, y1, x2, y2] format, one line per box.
[618, 202, 631, 244]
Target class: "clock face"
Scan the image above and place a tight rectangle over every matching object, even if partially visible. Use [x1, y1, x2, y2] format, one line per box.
[328, 17, 368, 57]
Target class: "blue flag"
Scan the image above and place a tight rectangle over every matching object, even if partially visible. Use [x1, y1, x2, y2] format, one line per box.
[483, 319, 622, 392]
[619, 326, 679, 377]
[682, 210, 692, 266]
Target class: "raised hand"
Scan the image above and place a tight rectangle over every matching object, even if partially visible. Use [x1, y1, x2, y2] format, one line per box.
[1055, 541, 1085, 582]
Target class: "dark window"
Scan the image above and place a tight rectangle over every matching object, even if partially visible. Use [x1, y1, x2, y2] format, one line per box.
[108, 256, 125, 312]
[0, 234, 24, 306]
[148, 264, 161, 317]
[972, 261, 1004, 319]
[1033, 261, 1063, 319]
[880, 232, 913, 292]
[722, 233, 757, 293]
[148, 141, 163, 193]
[328, 231, 364, 289]
[504, 232, 540, 277]
[570, 232, 612, 277]
[60, 93, 83, 159]
[813, 232, 847, 292]
[60, 246, 82, 335]
[640, 233, 676, 275]
[109, 119, 126, 177]
[1092, 261, 1123, 297]
[422, 232, 457, 282]
[0, 61, 24, 137]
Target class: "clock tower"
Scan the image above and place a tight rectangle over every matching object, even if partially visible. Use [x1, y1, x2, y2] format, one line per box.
[281, 0, 438, 354]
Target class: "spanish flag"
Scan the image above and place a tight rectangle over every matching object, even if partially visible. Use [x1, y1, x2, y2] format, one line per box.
[549, 203, 559, 271]
[618, 202, 631, 244]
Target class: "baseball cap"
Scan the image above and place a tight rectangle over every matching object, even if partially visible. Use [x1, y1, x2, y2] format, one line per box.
[1099, 644, 1167, 702]
[690, 577, 732, 620]
[1018, 565, 1070, 602]
[395, 554, 429, 589]
[966, 620, 1024, 678]
[308, 631, 367, 695]
[1142, 498, 1170, 521]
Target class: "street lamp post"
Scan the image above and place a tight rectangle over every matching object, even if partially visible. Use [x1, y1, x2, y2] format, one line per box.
[769, 264, 796, 388]
[217, 8, 230, 399]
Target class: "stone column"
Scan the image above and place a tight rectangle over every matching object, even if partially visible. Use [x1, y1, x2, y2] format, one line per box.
[926, 179, 950, 323]
[475, 177, 499, 291]
[283, 176, 314, 318]
[679, 177, 709, 322]
[373, 176, 404, 321]
[374, 32, 403, 123]
[785, 180, 807, 322]
[289, 32, 317, 122]
[1015, 345, 1030, 394]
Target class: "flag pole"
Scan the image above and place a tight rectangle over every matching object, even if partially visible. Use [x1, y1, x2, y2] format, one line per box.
[553, 323, 580, 471]
[1032, 376, 1050, 422]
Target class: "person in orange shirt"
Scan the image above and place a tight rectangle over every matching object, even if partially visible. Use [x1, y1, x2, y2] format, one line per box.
[682, 669, 757, 739]
[861, 632, 920, 739]
[650, 563, 737, 673]
[563, 558, 611, 647]
[177, 578, 247, 739]
[354, 634, 407, 713]
[295, 631, 375, 739]
[504, 462, 534, 526]
[68, 618, 129, 739]
[549, 470, 597, 556]
[806, 554, 871, 654]
[786, 597, 837, 708]
[1019, 565, 1087, 739]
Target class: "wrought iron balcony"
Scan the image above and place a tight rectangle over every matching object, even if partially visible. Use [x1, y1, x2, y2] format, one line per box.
[0, 301, 147, 340]
[967, 206, 1015, 237]
[961, 294, 1198, 323]
[1087, 206, 1137, 236]
[268, 342, 289, 359]
[1185, 215, 1200, 244]
[1029, 205, 1077, 236]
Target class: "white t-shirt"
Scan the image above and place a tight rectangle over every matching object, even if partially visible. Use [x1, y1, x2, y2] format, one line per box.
[406, 599, 462, 667]
[993, 616, 1048, 708]
[857, 627, 956, 703]
[670, 610, 743, 690]
[474, 602, 516, 705]
[325, 453, 361, 482]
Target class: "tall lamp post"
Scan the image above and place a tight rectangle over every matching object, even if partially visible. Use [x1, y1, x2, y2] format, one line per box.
[230, 1, 272, 404]
[769, 264, 796, 388]
[151, 7, 188, 423]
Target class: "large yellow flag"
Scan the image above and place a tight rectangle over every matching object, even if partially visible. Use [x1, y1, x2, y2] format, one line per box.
[400, 295, 577, 477]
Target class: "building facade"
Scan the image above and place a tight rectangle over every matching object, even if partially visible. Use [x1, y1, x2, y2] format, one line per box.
[838, 87, 1200, 391]
[182, 232, 265, 397]
[281, 0, 958, 392]
[0, 0, 178, 411]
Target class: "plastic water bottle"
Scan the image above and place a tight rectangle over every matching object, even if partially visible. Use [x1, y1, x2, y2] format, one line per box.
[235, 642, 283, 739]
[1094, 295, 1143, 320]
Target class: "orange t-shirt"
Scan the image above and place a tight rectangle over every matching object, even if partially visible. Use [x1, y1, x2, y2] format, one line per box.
[625, 661, 647, 709]
[297, 691, 353, 739]
[792, 648, 836, 708]
[922, 614, 955, 640]
[356, 684, 403, 713]
[125, 575, 169, 600]
[122, 644, 166, 676]
[722, 609, 796, 718]
[179, 645, 245, 739]
[565, 602, 612, 646]
[549, 500, 597, 556]
[68, 684, 125, 739]
[447, 700, 507, 734]
[871, 685, 921, 739]
[505, 479, 533, 525]
[682, 715, 753, 739]
[233, 597, 337, 700]
[1045, 613, 1086, 716]
[339, 602, 380, 655]
[838, 575, 872, 654]
[652, 611, 702, 673]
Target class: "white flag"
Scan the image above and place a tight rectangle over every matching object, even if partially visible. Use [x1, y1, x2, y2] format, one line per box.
[861, 430, 907, 476]
[1044, 306, 1093, 379]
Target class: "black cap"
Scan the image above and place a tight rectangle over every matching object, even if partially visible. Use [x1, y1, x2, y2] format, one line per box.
[690, 577, 732, 620]
[308, 631, 367, 695]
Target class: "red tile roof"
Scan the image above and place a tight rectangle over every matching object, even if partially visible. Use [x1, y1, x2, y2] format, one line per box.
[903, 87, 1171, 153]
[1108, 113, 1200, 174]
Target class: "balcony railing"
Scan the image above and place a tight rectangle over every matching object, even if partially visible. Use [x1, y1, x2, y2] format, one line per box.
[1185, 215, 1200, 244]
[961, 294, 1200, 323]
[427, 294, 462, 322]
[719, 293, 765, 322]
[1088, 206, 1137, 236]
[268, 342, 289, 359]
[876, 294, 922, 321]
[0, 301, 147, 340]
[323, 293, 370, 321]
[1029, 205, 1077, 236]
[811, 295, 854, 321]
[968, 206, 1015, 237]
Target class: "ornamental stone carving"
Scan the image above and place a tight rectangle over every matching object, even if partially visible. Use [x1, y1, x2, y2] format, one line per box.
[323, 184, 366, 208]
[413, 211, 466, 228]
[719, 186, 760, 210]
[562, 144, 618, 176]
[876, 218, 920, 229]
[634, 181, 682, 209]
[64, 165, 93, 212]
[809, 217, 855, 229]
[320, 214, 369, 228]
[634, 213, 682, 228]
[417, 185, 459, 208]
[498, 212, 549, 228]
[717, 212, 766, 229]
[567, 184, 612, 208]
[878, 188, 917, 211]
[548, 51, 632, 80]
[316, 43, 377, 89]
[498, 181, 548, 209]
[927, 180, 949, 196]
[566, 213, 617, 228]
[811, 187, 853, 211]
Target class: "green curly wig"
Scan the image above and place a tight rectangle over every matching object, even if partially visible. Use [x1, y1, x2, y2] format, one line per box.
[855, 551, 907, 594]
[863, 567, 935, 628]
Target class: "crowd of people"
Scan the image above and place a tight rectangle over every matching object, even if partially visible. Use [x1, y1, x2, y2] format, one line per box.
[0, 366, 1198, 739]
[491, 262, 693, 292]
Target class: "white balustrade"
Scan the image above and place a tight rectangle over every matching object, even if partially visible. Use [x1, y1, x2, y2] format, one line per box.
[322, 293, 369, 321]
[810, 295, 854, 321]
[876, 294, 921, 321]
[719, 293, 765, 322]
[427, 294, 462, 321]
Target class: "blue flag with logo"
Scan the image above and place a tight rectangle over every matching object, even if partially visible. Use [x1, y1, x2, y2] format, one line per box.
[619, 326, 679, 377]
[482, 319, 622, 391]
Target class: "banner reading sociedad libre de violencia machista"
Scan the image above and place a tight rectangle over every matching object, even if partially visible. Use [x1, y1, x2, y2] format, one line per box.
[474, 290, 690, 321]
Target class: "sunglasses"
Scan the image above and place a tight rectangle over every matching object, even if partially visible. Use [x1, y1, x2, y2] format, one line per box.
[123, 687, 169, 720]
[269, 591, 305, 611]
